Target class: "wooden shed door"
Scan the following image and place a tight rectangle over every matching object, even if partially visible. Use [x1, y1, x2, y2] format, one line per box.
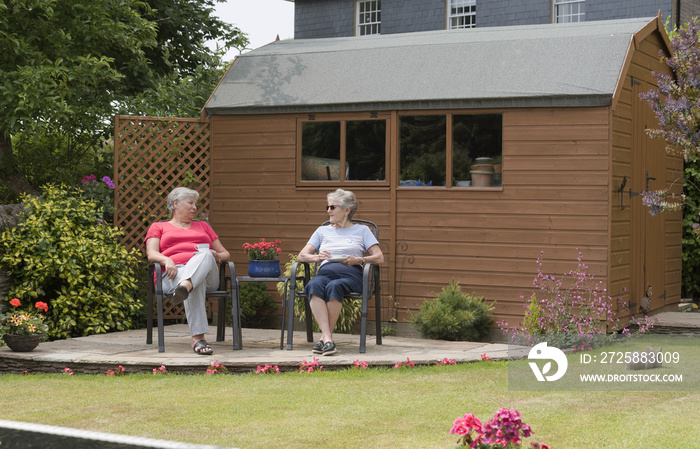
[630, 79, 668, 312]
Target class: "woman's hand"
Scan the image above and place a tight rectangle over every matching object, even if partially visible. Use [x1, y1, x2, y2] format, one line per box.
[209, 249, 222, 264]
[318, 250, 331, 262]
[341, 255, 364, 267]
[163, 257, 178, 280]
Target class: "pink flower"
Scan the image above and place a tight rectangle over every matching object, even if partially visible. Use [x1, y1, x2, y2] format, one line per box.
[353, 360, 369, 369]
[298, 358, 323, 372]
[394, 357, 415, 369]
[450, 413, 482, 435]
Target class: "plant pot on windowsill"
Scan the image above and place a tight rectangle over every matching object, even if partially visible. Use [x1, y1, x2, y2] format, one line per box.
[3, 333, 44, 352]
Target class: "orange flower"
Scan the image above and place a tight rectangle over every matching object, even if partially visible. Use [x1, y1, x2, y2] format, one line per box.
[9, 298, 20, 307]
[35, 301, 49, 312]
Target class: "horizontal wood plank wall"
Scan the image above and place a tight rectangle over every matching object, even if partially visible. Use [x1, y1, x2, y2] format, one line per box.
[209, 114, 392, 316]
[611, 29, 682, 321]
[396, 107, 612, 326]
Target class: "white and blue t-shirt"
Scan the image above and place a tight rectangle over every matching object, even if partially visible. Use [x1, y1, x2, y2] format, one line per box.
[306, 224, 379, 268]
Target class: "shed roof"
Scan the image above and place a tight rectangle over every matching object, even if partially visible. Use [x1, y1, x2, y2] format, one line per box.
[204, 17, 666, 116]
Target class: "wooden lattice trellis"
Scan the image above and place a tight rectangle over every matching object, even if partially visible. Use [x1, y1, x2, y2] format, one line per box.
[113, 115, 211, 250]
[114, 116, 212, 320]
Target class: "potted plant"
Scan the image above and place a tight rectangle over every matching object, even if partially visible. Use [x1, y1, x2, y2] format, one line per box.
[0, 298, 49, 352]
[242, 238, 283, 277]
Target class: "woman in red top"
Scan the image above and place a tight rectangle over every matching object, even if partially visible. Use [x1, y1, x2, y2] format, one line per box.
[145, 187, 230, 355]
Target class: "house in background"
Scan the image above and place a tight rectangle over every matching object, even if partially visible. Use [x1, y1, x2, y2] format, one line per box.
[196, 16, 682, 330]
[287, 0, 697, 39]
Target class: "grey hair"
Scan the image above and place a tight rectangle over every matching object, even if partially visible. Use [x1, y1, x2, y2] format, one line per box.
[327, 189, 357, 219]
[167, 187, 199, 216]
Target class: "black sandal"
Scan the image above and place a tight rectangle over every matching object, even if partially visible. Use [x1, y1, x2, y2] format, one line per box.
[193, 340, 213, 355]
[172, 285, 189, 305]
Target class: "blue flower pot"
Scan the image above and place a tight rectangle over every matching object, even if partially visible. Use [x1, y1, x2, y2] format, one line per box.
[247, 259, 281, 278]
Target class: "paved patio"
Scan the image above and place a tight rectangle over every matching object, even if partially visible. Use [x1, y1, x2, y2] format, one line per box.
[2, 311, 697, 375]
[0, 324, 519, 375]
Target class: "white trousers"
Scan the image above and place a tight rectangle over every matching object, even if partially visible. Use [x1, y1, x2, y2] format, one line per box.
[162, 251, 219, 336]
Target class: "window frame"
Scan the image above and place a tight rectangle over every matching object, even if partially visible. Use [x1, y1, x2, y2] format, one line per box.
[447, 0, 477, 30]
[296, 113, 390, 187]
[552, 0, 584, 23]
[356, 0, 381, 36]
[398, 110, 503, 190]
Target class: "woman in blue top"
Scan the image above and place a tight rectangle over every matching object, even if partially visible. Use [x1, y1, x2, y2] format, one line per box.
[297, 189, 384, 356]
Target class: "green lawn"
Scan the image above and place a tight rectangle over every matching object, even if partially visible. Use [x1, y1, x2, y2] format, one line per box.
[1, 360, 698, 448]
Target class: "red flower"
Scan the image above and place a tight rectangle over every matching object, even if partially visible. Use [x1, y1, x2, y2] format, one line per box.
[242, 238, 282, 260]
[9, 298, 21, 307]
[35, 301, 49, 312]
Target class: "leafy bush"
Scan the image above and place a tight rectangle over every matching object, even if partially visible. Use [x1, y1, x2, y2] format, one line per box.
[239, 282, 277, 327]
[0, 184, 143, 339]
[277, 254, 362, 333]
[412, 279, 494, 341]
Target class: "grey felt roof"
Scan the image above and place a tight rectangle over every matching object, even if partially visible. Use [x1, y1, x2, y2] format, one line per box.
[204, 17, 658, 115]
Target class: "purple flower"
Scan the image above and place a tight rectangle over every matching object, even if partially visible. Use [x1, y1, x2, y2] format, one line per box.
[102, 176, 115, 189]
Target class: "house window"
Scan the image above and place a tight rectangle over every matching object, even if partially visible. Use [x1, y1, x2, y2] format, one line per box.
[553, 0, 584, 23]
[399, 113, 502, 188]
[300, 117, 387, 183]
[357, 0, 381, 36]
[448, 0, 476, 29]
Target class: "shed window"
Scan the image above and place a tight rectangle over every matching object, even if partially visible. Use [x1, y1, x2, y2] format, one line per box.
[553, 0, 584, 23]
[300, 118, 387, 183]
[357, 1, 381, 36]
[399, 116, 447, 186]
[399, 113, 502, 188]
[453, 114, 502, 188]
[448, 0, 476, 29]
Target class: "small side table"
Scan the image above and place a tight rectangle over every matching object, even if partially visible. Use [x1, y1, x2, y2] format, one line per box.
[232, 275, 298, 350]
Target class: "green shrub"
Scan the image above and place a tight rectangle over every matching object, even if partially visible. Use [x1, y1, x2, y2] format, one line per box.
[521, 293, 546, 335]
[412, 279, 494, 341]
[0, 184, 143, 339]
[239, 282, 277, 327]
[277, 254, 361, 333]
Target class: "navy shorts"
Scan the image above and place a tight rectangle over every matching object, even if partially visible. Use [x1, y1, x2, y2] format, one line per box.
[303, 263, 363, 303]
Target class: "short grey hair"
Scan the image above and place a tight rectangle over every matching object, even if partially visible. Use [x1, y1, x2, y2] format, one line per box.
[167, 187, 199, 216]
[327, 189, 357, 219]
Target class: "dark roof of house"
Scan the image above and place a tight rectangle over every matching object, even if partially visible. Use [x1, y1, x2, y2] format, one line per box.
[204, 17, 664, 115]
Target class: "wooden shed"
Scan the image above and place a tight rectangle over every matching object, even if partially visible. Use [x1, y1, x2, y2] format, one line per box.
[198, 16, 681, 328]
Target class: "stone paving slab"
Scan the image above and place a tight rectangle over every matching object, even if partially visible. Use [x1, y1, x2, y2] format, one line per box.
[652, 312, 700, 330]
[0, 325, 526, 374]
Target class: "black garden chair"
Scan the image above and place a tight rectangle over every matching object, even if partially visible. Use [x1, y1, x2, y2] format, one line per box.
[282, 219, 382, 353]
[146, 261, 235, 353]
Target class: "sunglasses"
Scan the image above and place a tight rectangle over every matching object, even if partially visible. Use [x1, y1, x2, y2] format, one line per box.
[326, 205, 340, 211]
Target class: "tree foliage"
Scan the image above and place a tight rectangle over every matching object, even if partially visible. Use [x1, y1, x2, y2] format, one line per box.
[0, 0, 247, 198]
[641, 18, 700, 161]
